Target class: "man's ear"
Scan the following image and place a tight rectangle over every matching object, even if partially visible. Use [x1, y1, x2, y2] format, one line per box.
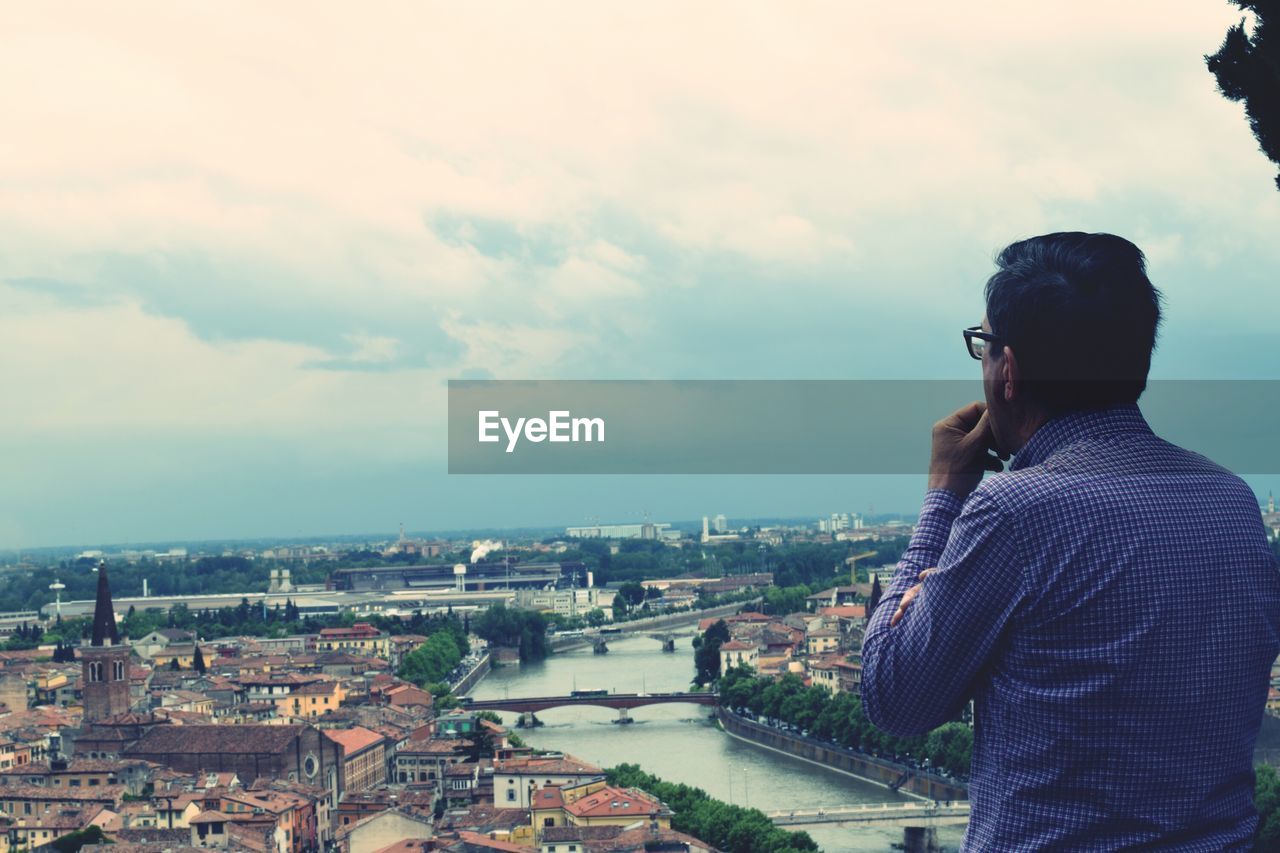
[1002, 346, 1020, 402]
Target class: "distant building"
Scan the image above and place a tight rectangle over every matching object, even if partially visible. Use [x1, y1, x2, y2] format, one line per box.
[565, 523, 672, 540]
[315, 623, 389, 658]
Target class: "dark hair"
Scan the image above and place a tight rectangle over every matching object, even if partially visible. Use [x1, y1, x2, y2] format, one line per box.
[984, 232, 1163, 413]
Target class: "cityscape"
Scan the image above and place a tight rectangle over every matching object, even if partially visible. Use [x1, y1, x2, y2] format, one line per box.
[1, 501, 1279, 851]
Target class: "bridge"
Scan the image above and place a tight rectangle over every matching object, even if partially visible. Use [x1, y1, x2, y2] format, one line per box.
[766, 801, 970, 828]
[646, 630, 695, 652]
[462, 691, 718, 725]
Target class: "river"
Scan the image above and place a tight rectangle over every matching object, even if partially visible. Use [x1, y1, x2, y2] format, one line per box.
[468, 635, 967, 852]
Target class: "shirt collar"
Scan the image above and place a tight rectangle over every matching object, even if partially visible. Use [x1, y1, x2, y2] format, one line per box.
[1010, 403, 1152, 471]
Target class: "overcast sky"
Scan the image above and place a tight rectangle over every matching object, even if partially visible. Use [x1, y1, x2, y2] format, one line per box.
[3, 2, 1279, 549]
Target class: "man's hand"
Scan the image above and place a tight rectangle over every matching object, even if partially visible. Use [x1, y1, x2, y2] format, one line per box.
[890, 567, 936, 627]
[927, 401, 1005, 499]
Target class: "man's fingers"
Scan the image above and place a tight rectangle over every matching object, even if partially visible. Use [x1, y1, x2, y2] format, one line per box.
[982, 453, 1005, 473]
[889, 582, 924, 627]
[946, 401, 986, 432]
[919, 567, 937, 578]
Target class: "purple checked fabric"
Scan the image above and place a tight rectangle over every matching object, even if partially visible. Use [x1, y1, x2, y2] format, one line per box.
[861, 404, 1280, 850]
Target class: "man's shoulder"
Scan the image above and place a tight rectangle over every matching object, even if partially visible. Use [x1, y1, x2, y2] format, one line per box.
[972, 435, 1252, 515]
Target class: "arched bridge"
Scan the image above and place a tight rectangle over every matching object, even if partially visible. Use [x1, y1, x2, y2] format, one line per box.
[462, 692, 718, 714]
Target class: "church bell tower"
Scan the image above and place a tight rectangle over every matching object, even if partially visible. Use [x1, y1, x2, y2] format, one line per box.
[79, 562, 131, 722]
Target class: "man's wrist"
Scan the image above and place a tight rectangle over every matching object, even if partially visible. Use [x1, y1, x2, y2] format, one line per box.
[926, 475, 977, 499]
[905, 489, 964, 567]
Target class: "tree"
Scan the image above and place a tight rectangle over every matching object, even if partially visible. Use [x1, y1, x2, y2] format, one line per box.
[399, 632, 463, 687]
[472, 605, 550, 662]
[693, 620, 731, 687]
[169, 658, 180, 671]
[1257, 764, 1280, 850]
[193, 644, 207, 675]
[49, 824, 108, 852]
[867, 575, 883, 620]
[1207, 4, 1280, 189]
[585, 608, 607, 627]
[618, 582, 648, 608]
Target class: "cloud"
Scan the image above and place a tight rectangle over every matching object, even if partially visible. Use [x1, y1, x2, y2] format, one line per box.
[2, 1, 1280, 544]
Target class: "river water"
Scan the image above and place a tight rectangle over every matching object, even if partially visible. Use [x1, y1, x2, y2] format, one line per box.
[469, 635, 967, 852]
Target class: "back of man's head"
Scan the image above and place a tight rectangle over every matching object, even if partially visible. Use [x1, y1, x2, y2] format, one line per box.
[985, 232, 1163, 413]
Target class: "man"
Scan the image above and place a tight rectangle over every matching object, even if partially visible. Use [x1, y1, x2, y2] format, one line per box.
[860, 232, 1280, 850]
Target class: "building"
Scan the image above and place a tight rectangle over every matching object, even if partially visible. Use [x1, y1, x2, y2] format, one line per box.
[78, 564, 132, 724]
[122, 724, 344, 803]
[513, 587, 603, 619]
[805, 628, 840, 656]
[565, 523, 672, 540]
[131, 629, 195, 661]
[315, 623, 390, 658]
[277, 680, 347, 720]
[393, 735, 470, 785]
[328, 561, 586, 592]
[493, 756, 605, 808]
[718, 640, 759, 672]
[323, 726, 386, 793]
[529, 780, 671, 842]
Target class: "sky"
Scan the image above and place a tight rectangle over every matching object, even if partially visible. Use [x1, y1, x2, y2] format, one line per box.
[2, 2, 1279, 549]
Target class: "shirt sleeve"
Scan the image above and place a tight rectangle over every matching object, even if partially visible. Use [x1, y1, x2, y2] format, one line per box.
[860, 487, 1025, 736]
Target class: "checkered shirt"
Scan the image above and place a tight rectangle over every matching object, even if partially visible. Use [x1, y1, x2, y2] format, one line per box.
[861, 404, 1280, 850]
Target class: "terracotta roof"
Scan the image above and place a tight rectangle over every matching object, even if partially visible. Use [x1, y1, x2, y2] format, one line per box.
[494, 756, 602, 776]
[819, 605, 867, 619]
[403, 734, 471, 754]
[324, 726, 384, 756]
[531, 786, 564, 810]
[372, 841, 432, 853]
[290, 680, 340, 696]
[563, 785, 667, 819]
[125, 724, 307, 756]
[454, 831, 529, 853]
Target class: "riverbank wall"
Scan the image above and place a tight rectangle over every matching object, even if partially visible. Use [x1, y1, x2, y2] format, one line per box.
[453, 653, 492, 696]
[716, 708, 968, 802]
[550, 600, 763, 653]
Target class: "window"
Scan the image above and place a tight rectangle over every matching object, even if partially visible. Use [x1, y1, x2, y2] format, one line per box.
[543, 817, 555, 827]
[113, 660, 125, 680]
[506, 790, 516, 802]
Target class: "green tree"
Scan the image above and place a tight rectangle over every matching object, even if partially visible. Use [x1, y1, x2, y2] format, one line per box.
[1257, 764, 1280, 850]
[472, 605, 550, 662]
[605, 764, 817, 853]
[49, 824, 109, 853]
[399, 632, 462, 687]
[618, 581, 648, 608]
[693, 620, 731, 687]
[193, 644, 207, 675]
[1207, 4, 1280, 189]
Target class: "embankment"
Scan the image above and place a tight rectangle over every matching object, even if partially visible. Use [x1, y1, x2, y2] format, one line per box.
[716, 707, 968, 802]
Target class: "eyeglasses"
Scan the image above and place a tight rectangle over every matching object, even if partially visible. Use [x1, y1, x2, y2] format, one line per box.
[963, 325, 1003, 361]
